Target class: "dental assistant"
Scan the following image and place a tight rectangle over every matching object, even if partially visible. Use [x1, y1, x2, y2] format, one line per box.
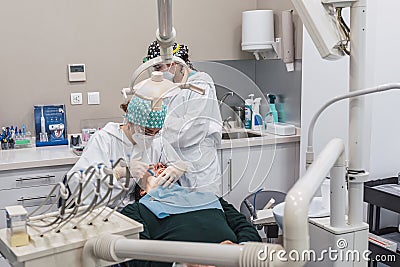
[67, 96, 167, 208]
[144, 41, 223, 195]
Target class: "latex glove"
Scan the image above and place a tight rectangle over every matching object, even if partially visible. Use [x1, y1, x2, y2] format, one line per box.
[157, 162, 187, 188]
[129, 157, 149, 179]
[113, 165, 126, 180]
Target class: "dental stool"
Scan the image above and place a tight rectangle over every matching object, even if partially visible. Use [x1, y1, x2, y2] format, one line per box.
[240, 190, 286, 243]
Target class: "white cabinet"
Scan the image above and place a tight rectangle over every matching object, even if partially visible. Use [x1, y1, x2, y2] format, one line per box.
[220, 142, 299, 209]
[0, 165, 72, 228]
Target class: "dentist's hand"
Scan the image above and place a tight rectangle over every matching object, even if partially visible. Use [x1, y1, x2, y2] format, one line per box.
[129, 157, 149, 179]
[157, 162, 187, 188]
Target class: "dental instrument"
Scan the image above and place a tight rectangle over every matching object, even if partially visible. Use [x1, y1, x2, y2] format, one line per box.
[263, 198, 275, 210]
[22, 157, 134, 236]
[243, 199, 257, 220]
[70, 165, 108, 228]
[147, 168, 155, 176]
[87, 159, 133, 223]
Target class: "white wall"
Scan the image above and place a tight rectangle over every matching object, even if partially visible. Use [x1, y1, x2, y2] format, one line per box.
[366, 0, 400, 227]
[301, 0, 400, 226]
[299, 26, 349, 176]
[0, 0, 256, 134]
[367, 0, 400, 179]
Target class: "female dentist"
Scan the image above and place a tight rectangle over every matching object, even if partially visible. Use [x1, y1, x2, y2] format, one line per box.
[144, 41, 223, 196]
[67, 96, 167, 209]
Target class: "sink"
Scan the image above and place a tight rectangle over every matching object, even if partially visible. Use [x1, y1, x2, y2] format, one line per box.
[222, 131, 262, 140]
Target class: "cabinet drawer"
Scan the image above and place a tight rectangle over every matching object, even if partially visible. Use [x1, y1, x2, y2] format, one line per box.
[0, 186, 58, 210]
[0, 166, 71, 191]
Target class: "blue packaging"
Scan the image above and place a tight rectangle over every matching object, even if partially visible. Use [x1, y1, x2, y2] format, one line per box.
[34, 104, 68, 147]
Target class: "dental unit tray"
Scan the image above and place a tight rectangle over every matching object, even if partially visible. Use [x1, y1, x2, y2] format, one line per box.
[0, 207, 143, 267]
[251, 209, 275, 225]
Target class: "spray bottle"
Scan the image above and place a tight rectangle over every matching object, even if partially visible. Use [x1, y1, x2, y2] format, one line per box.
[264, 94, 278, 130]
[252, 98, 263, 131]
[267, 94, 279, 122]
[244, 94, 254, 129]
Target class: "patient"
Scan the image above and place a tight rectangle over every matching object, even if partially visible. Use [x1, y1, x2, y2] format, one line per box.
[120, 164, 261, 267]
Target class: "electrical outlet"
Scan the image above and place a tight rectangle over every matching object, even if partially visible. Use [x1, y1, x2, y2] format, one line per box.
[70, 93, 83, 105]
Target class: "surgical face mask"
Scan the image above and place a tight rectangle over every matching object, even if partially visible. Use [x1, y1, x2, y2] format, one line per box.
[132, 133, 154, 151]
[163, 71, 175, 82]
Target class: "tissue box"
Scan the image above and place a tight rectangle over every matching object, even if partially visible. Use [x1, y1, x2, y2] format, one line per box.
[5, 206, 29, 247]
[265, 122, 296, 136]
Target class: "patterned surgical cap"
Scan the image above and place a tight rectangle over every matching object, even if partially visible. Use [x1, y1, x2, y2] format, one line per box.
[144, 40, 194, 69]
[127, 97, 167, 129]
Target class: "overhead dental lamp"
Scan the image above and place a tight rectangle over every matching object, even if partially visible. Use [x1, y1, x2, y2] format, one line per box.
[121, 0, 205, 110]
[130, 71, 179, 110]
[123, 56, 205, 110]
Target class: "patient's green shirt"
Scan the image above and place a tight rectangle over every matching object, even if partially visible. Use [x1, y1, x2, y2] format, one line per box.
[120, 198, 261, 267]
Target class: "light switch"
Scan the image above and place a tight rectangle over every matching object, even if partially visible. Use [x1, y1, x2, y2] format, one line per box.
[70, 93, 83, 105]
[88, 92, 100, 105]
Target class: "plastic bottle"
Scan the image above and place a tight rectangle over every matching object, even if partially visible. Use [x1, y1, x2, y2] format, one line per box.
[244, 94, 254, 129]
[22, 124, 26, 139]
[267, 94, 279, 122]
[252, 98, 263, 131]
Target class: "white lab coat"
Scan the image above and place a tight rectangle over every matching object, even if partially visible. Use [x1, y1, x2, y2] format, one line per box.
[67, 122, 135, 208]
[161, 71, 223, 195]
[66, 122, 182, 209]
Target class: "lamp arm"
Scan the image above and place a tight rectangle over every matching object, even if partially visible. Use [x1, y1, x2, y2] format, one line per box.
[306, 83, 400, 161]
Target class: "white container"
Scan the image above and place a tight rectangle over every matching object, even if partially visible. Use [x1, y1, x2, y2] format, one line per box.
[252, 98, 263, 131]
[265, 122, 295, 136]
[244, 94, 254, 129]
[242, 10, 275, 52]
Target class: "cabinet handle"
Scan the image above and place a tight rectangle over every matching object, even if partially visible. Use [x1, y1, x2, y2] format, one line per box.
[16, 175, 56, 182]
[17, 195, 56, 203]
[228, 158, 232, 192]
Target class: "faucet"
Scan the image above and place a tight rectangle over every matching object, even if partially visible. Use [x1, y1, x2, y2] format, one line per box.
[219, 91, 234, 109]
[220, 92, 234, 130]
[222, 116, 232, 129]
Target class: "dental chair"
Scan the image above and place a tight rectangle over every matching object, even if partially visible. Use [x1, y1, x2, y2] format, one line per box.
[240, 190, 286, 243]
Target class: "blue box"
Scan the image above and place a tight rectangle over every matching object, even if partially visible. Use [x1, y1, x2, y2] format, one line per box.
[34, 105, 68, 147]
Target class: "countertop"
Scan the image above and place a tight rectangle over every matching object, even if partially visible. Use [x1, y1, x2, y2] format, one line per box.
[0, 128, 300, 171]
[0, 146, 79, 171]
[219, 127, 300, 149]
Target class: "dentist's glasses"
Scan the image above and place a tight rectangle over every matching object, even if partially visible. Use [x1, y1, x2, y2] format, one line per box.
[134, 125, 161, 137]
